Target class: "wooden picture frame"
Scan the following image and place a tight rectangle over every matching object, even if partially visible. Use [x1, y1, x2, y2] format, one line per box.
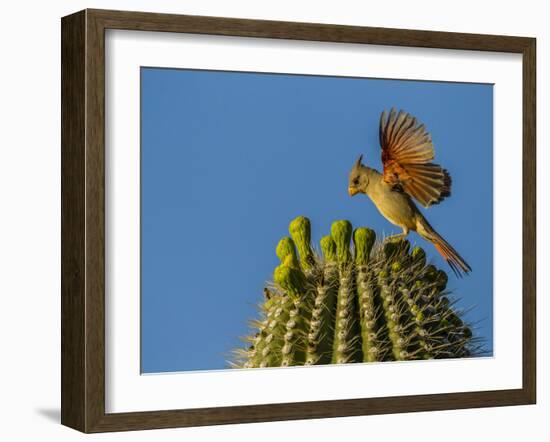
[61, 8, 536, 433]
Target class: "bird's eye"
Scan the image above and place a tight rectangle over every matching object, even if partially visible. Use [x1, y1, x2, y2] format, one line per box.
[353, 178, 360, 185]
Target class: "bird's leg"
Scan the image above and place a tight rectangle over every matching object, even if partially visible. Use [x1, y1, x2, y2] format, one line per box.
[386, 227, 409, 242]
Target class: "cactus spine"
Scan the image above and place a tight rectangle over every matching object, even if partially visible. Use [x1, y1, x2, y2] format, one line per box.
[232, 216, 482, 368]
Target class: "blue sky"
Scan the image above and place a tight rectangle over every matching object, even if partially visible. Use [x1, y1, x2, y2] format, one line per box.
[140, 67, 493, 373]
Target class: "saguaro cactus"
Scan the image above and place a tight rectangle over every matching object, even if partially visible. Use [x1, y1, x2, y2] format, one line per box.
[232, 216, 482, 368]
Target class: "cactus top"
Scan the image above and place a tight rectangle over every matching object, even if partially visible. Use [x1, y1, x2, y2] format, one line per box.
[232, 216, 480, 369]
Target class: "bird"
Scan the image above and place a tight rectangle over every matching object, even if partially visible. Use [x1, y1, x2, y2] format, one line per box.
[347, 108, 471, 277]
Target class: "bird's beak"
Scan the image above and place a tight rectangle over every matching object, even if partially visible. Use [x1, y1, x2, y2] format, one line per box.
[348, 186, 359, 196]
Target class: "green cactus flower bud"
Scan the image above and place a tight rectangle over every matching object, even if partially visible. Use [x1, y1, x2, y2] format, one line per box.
[412, 246, 426, 266]
[289, 216, 315, 269]
[331, 220, 352, 264]
[391, 262, 402, 273]
[435, 270, 448, 290]
[276, 237, 298, 267]
[353, 227, 376, 266]
[399, 239, 410, 254]
[383, 241, 397, 258]
[424, 264, 438, 282]
[282, 255, 296, 269]
[320, 235, 337, 262]
[384, 238, 410, 258]
[273, 263, 307, 297]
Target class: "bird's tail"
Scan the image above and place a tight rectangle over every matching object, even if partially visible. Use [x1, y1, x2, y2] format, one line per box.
[415, 216, 472, 277]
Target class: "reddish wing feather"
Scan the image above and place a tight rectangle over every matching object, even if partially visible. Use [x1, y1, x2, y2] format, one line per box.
[380, 109, 451, 208]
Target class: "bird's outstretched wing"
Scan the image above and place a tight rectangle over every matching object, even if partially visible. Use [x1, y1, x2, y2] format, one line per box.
[379, 108, 451, 208]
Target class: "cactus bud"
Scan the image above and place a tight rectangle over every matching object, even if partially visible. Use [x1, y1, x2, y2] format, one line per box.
[391, 262, 402, 273]
[289, 216, 314, 269]
[412, 246, 426, 266]
[384, 238, 410, 258]
[424, 264, 438, 282]
[276, 237, 298, 267]
[353, 227, 376, 266]
[436, 270, 448, 290]
[320, 235, 337, 262]
[383, 241, 397, 258]
[273, 264, 306, 297]
[331, 220, 352, 264]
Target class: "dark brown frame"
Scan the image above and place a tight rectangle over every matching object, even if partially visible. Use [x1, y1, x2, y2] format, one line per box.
[61, 8, 536, 433]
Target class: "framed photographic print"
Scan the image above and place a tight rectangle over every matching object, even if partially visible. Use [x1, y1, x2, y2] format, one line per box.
[61, 9, 536, 433]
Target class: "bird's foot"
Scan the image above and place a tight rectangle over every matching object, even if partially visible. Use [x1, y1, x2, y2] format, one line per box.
[385, 233, 407, 242]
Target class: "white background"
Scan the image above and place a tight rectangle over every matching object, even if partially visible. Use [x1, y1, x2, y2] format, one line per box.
[0, 0, 546, 440]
